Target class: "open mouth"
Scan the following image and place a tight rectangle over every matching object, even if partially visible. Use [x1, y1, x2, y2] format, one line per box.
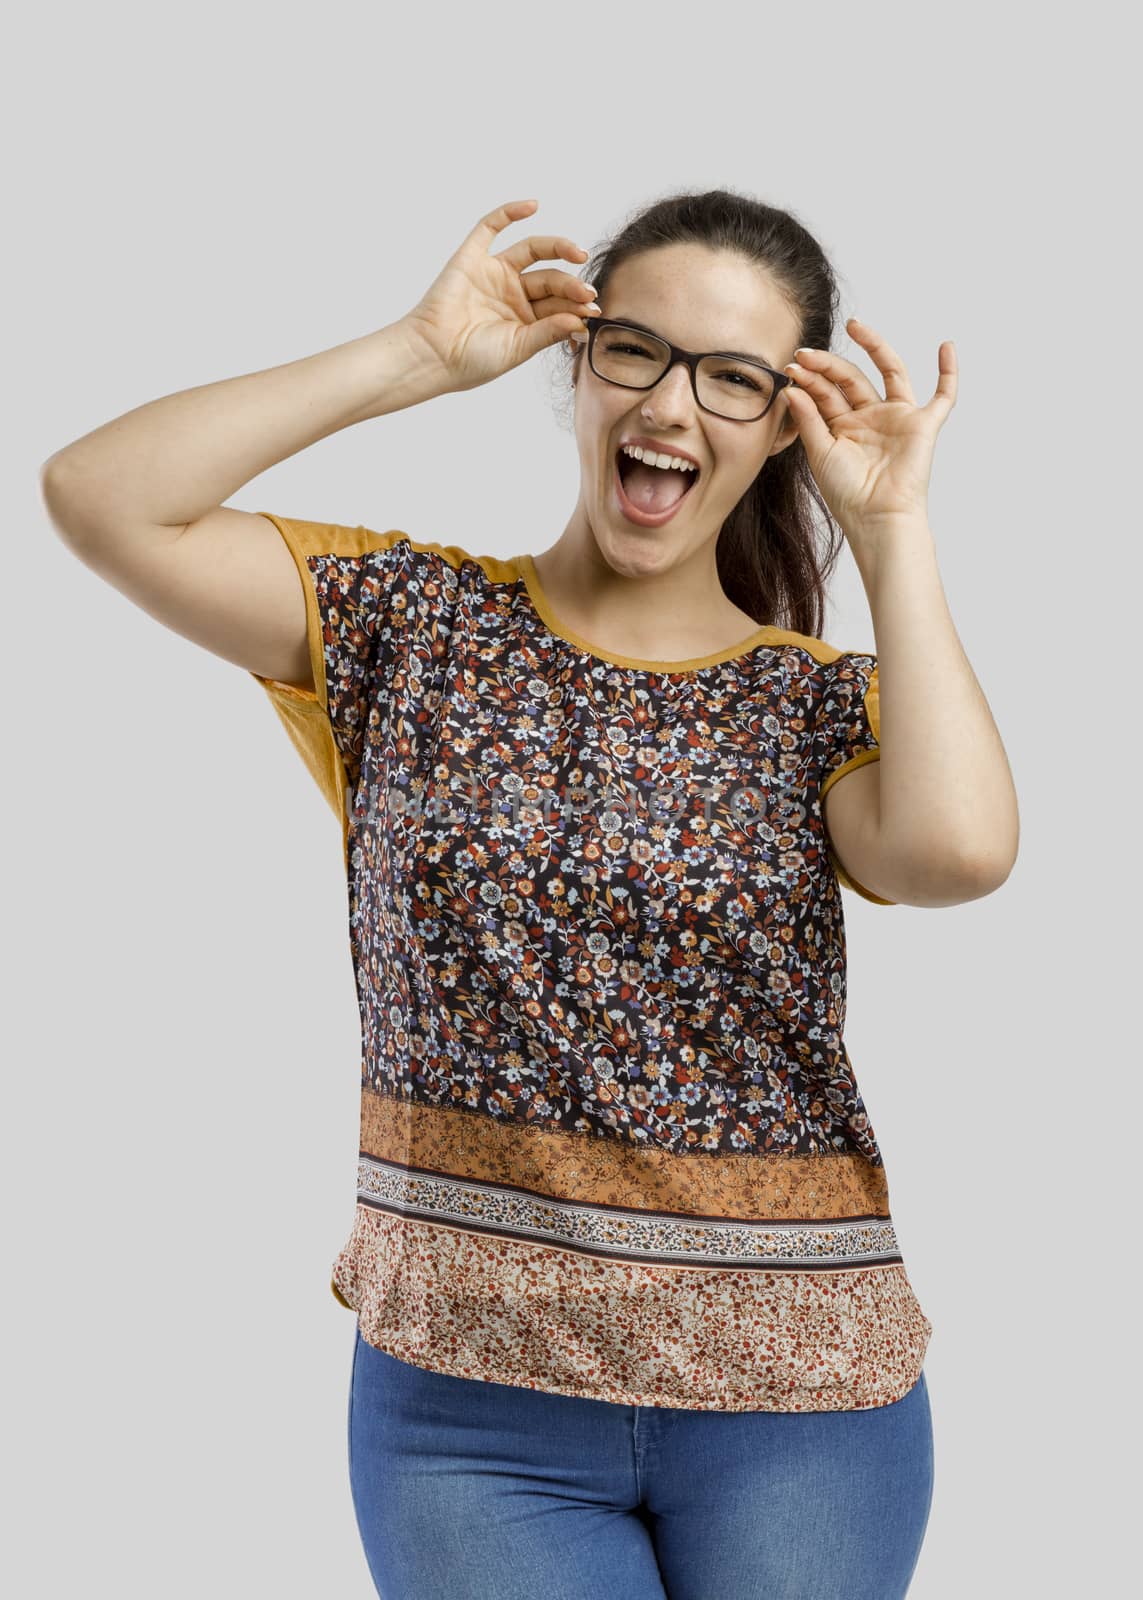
[615, 448, 700, 518]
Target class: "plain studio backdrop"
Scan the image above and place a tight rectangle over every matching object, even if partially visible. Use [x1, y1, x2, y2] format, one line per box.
[5, 3, 1136, 1595]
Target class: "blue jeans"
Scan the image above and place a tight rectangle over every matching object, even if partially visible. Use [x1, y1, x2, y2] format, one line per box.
[348, 1325, 934, 1599]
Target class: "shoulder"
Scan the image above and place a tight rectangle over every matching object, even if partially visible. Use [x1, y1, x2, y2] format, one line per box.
[757, 626, 874, 670]
[738, 629, 877, 709]
[257, 513, 493, 571]
[254, 515, 532, 611]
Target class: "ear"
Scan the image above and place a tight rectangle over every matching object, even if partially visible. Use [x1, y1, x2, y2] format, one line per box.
[767, 397, 801, 457]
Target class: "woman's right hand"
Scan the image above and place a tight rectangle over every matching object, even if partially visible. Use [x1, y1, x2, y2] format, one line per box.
[398, 199, 603, 394]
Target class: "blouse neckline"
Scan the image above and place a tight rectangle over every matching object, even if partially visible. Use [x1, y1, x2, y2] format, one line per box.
[517, 553, 782, 673]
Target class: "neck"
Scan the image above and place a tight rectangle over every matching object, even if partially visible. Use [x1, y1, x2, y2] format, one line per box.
[533, 512, 758, 659]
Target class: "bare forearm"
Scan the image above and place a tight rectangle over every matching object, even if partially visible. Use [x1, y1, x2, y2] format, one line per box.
[855, 520, 1020, 885]
[40, 318, 451, 532]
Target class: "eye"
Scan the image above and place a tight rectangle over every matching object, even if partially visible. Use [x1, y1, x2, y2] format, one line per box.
[711, 367, 765, 392]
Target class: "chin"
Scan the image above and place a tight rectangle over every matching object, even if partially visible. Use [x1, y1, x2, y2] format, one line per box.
[595, 530, 688, 577]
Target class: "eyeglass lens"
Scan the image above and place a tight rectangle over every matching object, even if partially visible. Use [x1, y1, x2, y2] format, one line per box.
[590, 325, 775, 420]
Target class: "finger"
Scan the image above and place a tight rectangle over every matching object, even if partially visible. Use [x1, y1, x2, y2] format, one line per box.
[496, 234, 590, 274]
[521, 308, 596, 362]
[921, 340, 958, 421]
[463, 201, 591, 274]
[529, 295, 602, 327]
[788, 346, 882, 410]
[845, 318, 917, 404]
[467, 198, 542, 251]
[783, 361, 854, 425]
[519, 268, 599, 306]
[784, 379, 835, 460]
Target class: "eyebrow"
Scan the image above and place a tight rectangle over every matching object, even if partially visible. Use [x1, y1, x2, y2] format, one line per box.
[606, 315, 776, 371]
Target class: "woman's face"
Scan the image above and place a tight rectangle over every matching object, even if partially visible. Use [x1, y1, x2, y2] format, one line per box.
[569, 243, 804, 580]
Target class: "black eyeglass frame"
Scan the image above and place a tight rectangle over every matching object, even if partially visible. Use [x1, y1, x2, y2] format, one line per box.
[578, 317, 793, 422]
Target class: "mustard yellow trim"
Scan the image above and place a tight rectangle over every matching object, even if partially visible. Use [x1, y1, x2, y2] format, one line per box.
[518, 552, 864, 672]
[247, 514, 349, 870]
[331, 1278, 352, 1310]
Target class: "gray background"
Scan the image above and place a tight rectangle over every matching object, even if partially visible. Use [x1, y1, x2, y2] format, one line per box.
[8, 1, 1136, 1594]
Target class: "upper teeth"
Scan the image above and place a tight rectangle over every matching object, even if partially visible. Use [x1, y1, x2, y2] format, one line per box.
[621, 444, 697, 473]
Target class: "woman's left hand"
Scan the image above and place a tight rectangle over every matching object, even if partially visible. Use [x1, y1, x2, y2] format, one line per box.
[782, 317, 957, 537]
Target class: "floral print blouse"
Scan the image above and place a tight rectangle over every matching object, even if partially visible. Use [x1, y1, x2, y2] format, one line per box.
[249, 512, 932, 1412]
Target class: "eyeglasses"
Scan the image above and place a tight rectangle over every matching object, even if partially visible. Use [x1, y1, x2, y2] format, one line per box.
[576, 317, 792, 422]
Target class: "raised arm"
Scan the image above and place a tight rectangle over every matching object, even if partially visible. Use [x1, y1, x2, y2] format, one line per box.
[40, 198, 601, 694]
[38, 319, 453, 691]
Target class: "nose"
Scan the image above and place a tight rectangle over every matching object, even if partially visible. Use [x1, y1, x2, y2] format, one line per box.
[641, 359, 695, 425]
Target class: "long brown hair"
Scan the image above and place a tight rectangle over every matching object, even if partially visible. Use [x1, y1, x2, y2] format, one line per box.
[550, 186, 847, 640]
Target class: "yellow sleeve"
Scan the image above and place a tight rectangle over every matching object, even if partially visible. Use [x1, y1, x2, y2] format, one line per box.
[248, 512, 413, 866]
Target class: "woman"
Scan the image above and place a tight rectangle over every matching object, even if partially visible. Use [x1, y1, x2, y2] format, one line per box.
[41, 190, 1018, 1599]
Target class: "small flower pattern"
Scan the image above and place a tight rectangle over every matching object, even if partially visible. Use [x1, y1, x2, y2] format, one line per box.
[250, 514, 931, 1412]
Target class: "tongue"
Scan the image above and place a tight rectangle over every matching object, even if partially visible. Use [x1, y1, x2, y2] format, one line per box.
[622, 460, 690, 513]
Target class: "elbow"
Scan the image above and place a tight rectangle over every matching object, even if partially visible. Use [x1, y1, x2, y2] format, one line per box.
[40, 450, 78, 494]
[873, 801, 1019, 903]
[956, 804, 1021, 899]
[886, 796, 1020, 907]
[40, 451, 76, 512]
[959, 838, 1019, 898]
[39, 454, 99, 554]
[40, 457, 75, 545]
[895, 840, 1018, 907]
